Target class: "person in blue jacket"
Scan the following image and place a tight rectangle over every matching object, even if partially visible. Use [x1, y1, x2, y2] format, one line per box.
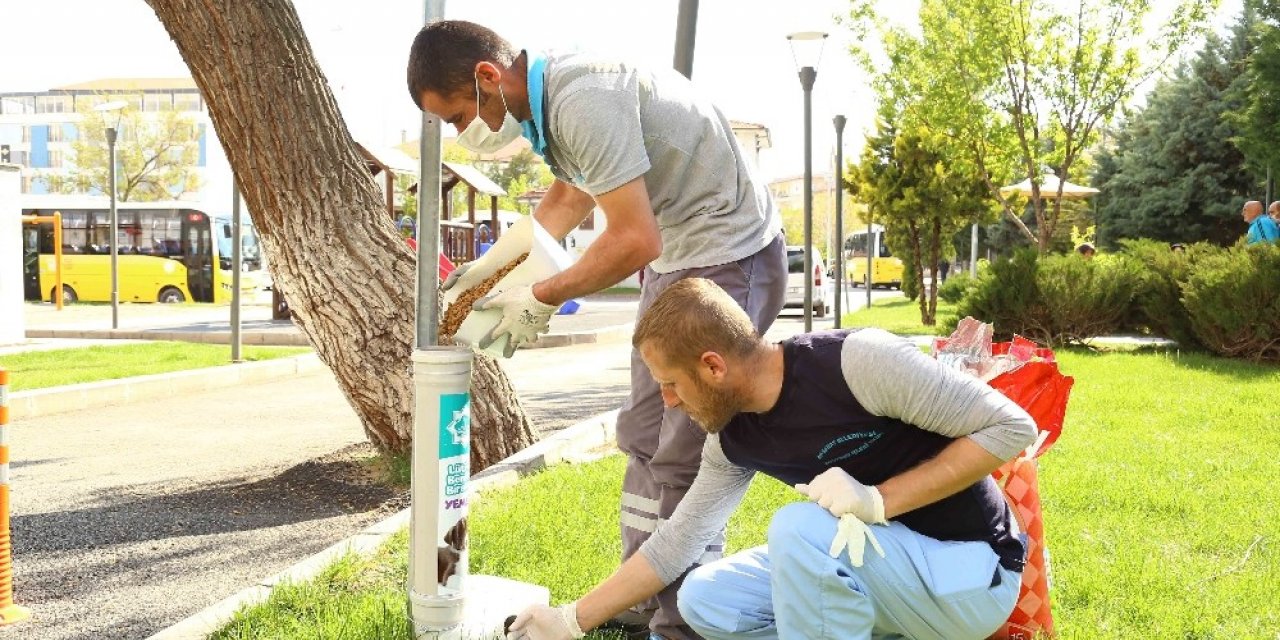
[1244, 200, 1280, 244]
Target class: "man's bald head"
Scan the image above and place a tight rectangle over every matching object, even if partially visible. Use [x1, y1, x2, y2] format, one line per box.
[1243, 200, 1263, 222]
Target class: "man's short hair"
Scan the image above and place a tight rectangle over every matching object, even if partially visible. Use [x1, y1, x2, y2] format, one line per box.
[1076, 242, 1095, 255]
[407, 20, 516, 105]
[633, 278, 761, 370]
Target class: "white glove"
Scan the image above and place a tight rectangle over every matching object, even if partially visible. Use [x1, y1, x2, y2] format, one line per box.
[794, 467, 886, 524]
[828, 513, 886, 567]
[442, 215, 535, 293]
[475, 284, 558, 357]
[506, 602, 585, 640]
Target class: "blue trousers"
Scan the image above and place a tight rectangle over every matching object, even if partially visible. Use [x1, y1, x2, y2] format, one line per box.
[677, 503, 1021, 640]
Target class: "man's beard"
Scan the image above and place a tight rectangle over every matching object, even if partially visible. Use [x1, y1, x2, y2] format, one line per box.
[684, 374, 746, 434]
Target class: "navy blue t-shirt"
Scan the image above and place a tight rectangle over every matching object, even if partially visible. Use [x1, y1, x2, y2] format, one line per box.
[718, 330, 1025, 571]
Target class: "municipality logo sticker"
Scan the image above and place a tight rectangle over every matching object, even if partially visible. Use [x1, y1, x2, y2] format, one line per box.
[440, 393, 470, 459]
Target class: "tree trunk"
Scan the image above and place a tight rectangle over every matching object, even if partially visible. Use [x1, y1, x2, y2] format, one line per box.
[145, 0, 535, 464]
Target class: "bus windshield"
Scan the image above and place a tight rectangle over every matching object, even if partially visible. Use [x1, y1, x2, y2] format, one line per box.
[215, 219, 262, 271]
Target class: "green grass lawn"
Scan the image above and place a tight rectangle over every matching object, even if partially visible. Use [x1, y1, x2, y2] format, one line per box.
[0, 342, 310, 391]
[213, 349, 1280, 639]
[842, 295, 957, 336]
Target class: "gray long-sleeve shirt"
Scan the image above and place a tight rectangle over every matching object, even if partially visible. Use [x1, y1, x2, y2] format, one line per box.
[638, 328, 1038, 584]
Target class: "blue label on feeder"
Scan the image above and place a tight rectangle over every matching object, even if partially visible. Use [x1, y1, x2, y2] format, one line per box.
[439, 392, 470, 460]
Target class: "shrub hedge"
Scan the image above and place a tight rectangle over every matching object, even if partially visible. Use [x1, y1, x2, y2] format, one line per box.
[948, 241, 1280, 361]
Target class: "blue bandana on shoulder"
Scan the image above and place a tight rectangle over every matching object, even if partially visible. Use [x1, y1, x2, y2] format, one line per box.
[520, 52, 548, 158]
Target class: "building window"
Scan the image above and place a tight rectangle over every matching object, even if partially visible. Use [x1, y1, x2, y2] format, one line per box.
[174, 93, 201, 112]
[21, 126, 30, 143]
[144, 93, 171, 112]
[48, 126, 64, 143]
[47, 150, 64, 168]
[20, 176, 33, 193]
[35, 95, 71, 113]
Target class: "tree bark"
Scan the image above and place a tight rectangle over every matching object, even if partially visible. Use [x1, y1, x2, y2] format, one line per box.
[145, 0, 535, 465]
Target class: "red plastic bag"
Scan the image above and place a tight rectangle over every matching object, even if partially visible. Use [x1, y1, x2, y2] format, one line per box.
[935, 320, 1073, 639]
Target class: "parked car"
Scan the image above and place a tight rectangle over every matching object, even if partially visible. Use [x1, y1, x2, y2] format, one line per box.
[785, 245, 827, 317]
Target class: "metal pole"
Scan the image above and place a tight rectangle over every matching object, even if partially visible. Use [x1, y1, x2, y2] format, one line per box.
[673, 0, 699, 79]
[799, 66, 816, 333]
[230, 179, 242, 363]
[970, 223, 979, 277]
[411, 1, 463, 637]
[107, 127, 119, 329]
[416, 2, 445, 349]
[866, 219, 872, 309]
[833, 115, 846, 327]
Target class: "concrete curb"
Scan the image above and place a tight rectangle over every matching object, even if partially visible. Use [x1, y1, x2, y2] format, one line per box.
[8, 354, 325, 421]
[147, 409, 621, 640]
[526, 323, 634, 349]
[23, 322, 635, 351]
[25, 328, 311, 347]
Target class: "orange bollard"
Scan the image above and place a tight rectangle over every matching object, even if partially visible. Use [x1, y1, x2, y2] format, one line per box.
[0, 370, 30, 625]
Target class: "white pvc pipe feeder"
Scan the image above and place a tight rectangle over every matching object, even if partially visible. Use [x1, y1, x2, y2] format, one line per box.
[409, 347, 472, 636]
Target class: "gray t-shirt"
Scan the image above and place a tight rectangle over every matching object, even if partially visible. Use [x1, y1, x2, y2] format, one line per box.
[540, 52, 780, 273]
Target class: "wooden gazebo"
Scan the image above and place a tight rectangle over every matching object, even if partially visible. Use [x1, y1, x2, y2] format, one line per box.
[358, 145, 506, 263]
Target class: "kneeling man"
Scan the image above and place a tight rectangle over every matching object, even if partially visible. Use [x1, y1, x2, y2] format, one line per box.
[508, 278, 1035, 640]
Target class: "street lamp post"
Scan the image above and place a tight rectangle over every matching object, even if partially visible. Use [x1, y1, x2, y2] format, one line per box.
[833, 114, 846, 328]
[787, 31, 827, 333]
[96, 101, 127, 329]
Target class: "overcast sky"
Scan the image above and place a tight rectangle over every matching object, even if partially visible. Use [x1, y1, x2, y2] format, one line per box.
[1, 0, 1245, 182]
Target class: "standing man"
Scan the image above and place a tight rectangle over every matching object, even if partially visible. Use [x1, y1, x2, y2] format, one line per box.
[1243, 200, 1280, 245]
[505, 278, 1035, 640]
[408, 21, 787, 640]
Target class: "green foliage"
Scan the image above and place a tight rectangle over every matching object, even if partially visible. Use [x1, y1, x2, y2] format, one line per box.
[1237, 2, 1280, 176]
[847, 0, 1215, 252]
[1181, 242, 1280, 360]
[955, 249, 1144, 345]
[1094, 16, 1258, 247]
[44, 99, 202, 201]
[0, 342, 309, 392]
[1120, 238, 1217, 348]
[937, 269, 976, 304]
[847, 107, 983, 324]
[484, 149, 554, 214]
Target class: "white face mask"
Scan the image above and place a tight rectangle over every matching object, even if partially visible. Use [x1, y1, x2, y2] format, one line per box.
[456, 73, 522, 154]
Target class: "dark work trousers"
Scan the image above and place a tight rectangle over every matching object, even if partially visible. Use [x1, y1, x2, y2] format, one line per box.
[615, 232, 787, 640]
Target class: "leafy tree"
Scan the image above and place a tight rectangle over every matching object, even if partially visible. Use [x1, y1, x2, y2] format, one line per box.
[1095, 15, 1258, 247]
[1237, 1, 1280, 177]
[484, 149, 554, 213]
[45, 101, 201, 201]
[849, 106, 985, 325]
[847, 0, 1214, 253]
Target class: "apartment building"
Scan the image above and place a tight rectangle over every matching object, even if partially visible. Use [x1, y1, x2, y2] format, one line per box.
[0, 78, 226, 200]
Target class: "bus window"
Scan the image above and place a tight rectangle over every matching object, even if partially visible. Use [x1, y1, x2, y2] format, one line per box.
[216, 220, 263, 271]
[61, 210, 88, 254]
[844, 233, 869, 258]
[878, 238, 893, 258]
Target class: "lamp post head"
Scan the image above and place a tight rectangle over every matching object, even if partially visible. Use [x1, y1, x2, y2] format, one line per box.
[787, 32, 828, 68]
[833, 114, 847, 133]
[787, 31, 828, 91]
[95, 100, 128, 141]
